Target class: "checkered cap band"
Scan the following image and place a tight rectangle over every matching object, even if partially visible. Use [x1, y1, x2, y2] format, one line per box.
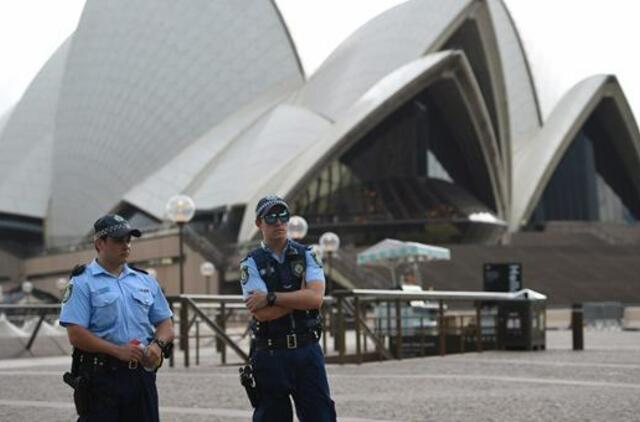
[93, 223, 131, 239]
[255, 195, 289, 217]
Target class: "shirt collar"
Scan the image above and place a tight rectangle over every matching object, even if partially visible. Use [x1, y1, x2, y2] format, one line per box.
[89, 259, 134, 278]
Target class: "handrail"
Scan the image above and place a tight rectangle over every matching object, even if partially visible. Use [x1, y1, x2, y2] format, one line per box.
[0, 304, 62, 310]
[334, 289, 547, 302]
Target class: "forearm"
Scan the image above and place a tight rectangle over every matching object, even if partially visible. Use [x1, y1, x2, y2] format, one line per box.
[273, 286, 324, 310]
[252, 305, 292, 322]
[66, 324, 121, 357]
[153, 318, 174, 342]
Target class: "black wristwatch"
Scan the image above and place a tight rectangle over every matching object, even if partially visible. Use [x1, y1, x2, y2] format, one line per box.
[266, 291, 277, 306]
[152, 338, 173, 358]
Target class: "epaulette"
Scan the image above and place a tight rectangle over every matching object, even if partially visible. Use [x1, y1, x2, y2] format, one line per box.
[129, 265, 148, 275]
[69, 264, 86, 279]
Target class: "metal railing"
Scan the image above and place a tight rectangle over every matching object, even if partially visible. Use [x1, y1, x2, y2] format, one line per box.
[165, 289, 547, 367]
[1, 288, 550, 365]
[0, 304, 62, 351]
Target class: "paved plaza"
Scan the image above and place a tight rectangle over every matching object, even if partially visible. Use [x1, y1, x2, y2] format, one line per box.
[0, 330, 639, 421]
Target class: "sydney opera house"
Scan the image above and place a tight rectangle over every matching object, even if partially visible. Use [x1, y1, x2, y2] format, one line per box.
[1, 0, 639, 303]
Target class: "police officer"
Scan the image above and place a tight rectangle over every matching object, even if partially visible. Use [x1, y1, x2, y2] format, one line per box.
[59, 214, 174, 421]
[242, 195, 337, 422]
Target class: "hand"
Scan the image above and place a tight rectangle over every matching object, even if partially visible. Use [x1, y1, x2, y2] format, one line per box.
[115, 343, 145, 363]
[143, 343, 162, 368]
[245, 291, 268, 312]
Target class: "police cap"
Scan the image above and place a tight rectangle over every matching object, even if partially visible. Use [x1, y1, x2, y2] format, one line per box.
[93, 214, 142, 240]
[255, 194, 289, 218]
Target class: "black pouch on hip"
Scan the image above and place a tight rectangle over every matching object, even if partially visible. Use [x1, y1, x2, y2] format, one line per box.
[64, 372, 92, 416]
[239, 364, 261, 408]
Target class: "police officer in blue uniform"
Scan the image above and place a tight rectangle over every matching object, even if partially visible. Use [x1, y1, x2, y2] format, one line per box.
[242, 195, 337, 422]
[59, 214, 174, 421]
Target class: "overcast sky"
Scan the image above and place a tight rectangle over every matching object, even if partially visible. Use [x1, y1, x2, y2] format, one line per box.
[1, 0, 639, 122]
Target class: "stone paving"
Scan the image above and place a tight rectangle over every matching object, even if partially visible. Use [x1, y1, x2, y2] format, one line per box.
[0, 330, 639, 421]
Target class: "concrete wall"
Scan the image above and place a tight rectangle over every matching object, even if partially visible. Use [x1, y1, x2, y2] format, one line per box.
[0, 249, 23, 296]
[21, 232, 219, 300]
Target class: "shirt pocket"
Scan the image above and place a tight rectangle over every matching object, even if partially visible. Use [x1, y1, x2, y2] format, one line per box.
[90, 291, 120, 329]
[131, 290, 153, 320]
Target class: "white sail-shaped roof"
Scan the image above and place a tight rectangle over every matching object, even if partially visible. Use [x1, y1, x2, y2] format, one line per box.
[511, 75, 640, 229]
[123, 79, 302, 219]
[294, 0, 472, 120]
[47, 0, 303, 244]
[238, 51, 506, 241]
[0, 38, 71, 218]
[0, 0, 637, 250]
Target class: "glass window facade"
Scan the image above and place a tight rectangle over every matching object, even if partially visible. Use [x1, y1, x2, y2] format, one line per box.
[291, 93, 503, 246]
[530, 118, 639, 225]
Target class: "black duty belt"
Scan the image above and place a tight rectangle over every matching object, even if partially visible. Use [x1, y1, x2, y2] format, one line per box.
[74, 350, 142, 372]
[254, 331, 319, 352]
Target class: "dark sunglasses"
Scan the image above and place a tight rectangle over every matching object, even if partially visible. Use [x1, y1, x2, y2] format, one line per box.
[263, 211, 290, 225]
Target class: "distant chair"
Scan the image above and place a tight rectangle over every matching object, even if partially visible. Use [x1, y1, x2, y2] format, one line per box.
[623, 306, 640, 331]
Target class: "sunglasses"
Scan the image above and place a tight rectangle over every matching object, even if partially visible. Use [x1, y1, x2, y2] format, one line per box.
[263, 211, 290, 225]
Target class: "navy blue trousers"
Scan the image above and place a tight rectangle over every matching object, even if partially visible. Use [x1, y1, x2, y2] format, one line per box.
[77, 367, 158, 422]
[252, 342, 336, 422]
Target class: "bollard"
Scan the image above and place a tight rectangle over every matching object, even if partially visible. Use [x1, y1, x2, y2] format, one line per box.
[571, 303, 584, 351]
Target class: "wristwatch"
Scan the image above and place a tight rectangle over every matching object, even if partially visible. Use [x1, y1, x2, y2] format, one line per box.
[152, 338, 173, 358]
[266, 291, 277, 306]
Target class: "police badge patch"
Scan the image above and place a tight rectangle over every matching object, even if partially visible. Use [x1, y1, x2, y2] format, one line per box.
[62, 283, 73, 304]
[291, 261, 305, 278]
[240, 265, 249, 285]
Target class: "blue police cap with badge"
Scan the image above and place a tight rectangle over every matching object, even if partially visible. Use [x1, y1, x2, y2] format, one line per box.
[255, 195, 289, 218]
[93, 214, 142, 240]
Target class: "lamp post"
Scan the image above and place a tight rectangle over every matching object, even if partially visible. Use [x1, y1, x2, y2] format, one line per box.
[200, 261, 215, 294]
[287, 215, 308, 240]
[55, 277, 67, 298]
[319, 232, 340, 352]
[166, 194, 196, 295]
[22, 281, 34, 304]
[319, 232, 340, 295]
[166, 194, 196, 356]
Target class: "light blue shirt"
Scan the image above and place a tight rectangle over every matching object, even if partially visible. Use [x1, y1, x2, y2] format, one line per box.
[240, 240, 325, 299]
[60, 259, 173, 346]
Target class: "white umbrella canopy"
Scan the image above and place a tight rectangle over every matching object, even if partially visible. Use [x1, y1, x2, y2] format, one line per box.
[357, 239, 450, 265]
[357, 239, 450, 286]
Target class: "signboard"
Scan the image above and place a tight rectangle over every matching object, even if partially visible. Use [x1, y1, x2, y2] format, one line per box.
[483, 263, 522, 292]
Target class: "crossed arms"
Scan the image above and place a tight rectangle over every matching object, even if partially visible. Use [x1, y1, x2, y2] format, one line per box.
[245, 282, 324, 322]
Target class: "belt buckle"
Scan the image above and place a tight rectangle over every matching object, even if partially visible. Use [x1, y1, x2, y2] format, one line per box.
[128, 360, 138, 370]
[286, 334, 297, 349]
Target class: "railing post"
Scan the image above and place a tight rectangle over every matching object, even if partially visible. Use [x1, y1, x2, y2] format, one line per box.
[181, 298, 190, 368]
[321, 304, 328, 353]
[220, 302, 227, 364]
[459, 315, 465, 353]
[395, 299, 402, 359]
[439, 300, 446, 357]
[572, 303, 584, 351]
[361, 303, 368, 354]
[168, 300, 175, 367]
[25, 313, 46, 351]
[195, 319, 200, 366]
[475, 301, 483, 353]
[338, 296, 346, 364]
[354, 296, 362, 364]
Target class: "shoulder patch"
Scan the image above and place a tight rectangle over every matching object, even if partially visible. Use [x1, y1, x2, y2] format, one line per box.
[129, 265, 148, 275]
[310, 250, 323, 268]
[62, 283, 73, 304]
[69, 264, 86, 279]
[240, 265, 249, 285]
